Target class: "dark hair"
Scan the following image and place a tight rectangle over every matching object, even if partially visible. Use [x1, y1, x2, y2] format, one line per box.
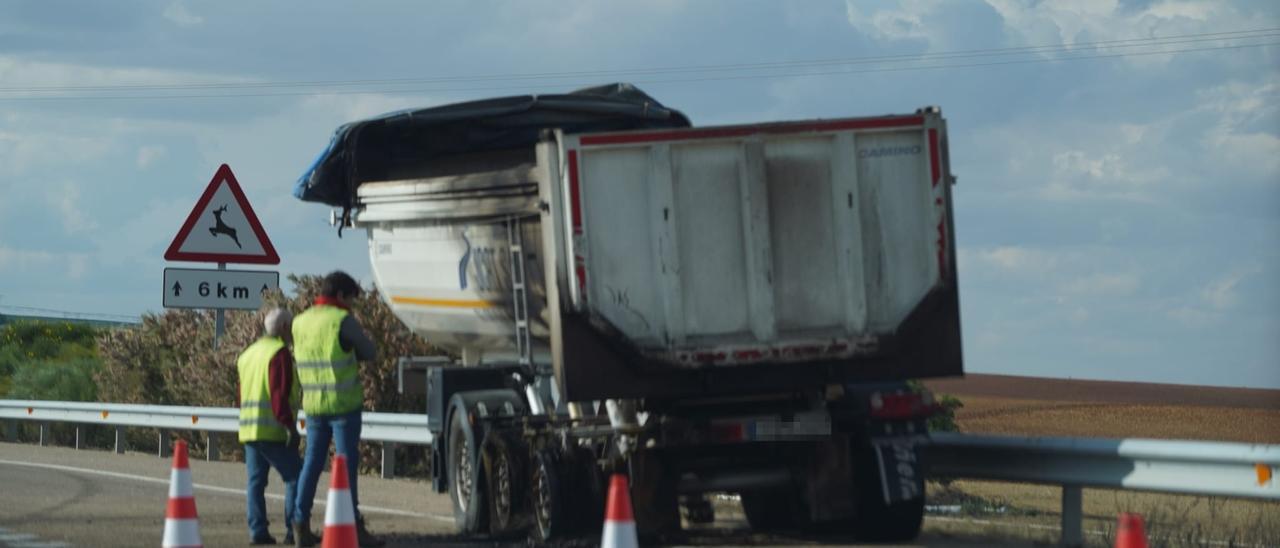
[320, 271, 362, 299]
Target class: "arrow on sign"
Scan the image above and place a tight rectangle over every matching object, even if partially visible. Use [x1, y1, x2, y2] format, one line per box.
[172, 282, 183, 297]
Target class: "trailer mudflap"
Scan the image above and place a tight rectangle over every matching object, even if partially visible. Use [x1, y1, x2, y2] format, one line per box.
[871, 434, 927, 505]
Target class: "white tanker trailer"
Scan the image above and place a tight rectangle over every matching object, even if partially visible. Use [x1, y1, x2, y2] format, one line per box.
[295, 84, 962, 542]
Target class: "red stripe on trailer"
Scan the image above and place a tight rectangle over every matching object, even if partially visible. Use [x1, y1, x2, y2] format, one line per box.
[928, 128, 941, 187]
[567, 150, 583, 233]
[580, 116, 925, 146]
[166, 497, 198, 519]
[575, 262, 588, 298]
[937, 216, 948, 278]
[711, 422, 746, 442]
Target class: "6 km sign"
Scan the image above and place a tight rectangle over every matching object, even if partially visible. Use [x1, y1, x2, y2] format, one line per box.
[163, 268, 279, 310]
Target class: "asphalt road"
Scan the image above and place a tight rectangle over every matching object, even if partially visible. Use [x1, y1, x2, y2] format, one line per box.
[0, 442, 1024, 547]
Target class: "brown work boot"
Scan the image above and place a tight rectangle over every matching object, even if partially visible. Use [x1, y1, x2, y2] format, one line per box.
[356, 515, 385, 547]
[292, 518, 321, 547]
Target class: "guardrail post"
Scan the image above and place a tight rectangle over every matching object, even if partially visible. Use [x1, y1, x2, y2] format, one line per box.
[114, 426, 125, 454]
[39, 422, 50, 447]
[207, 433, 218, 462]
[381, 442, 397, 479]
[5, 420, 16, 442]
[75, 426, 82, 450]
[1061, 484, 1083, 547]
[157, 431, 169, 458]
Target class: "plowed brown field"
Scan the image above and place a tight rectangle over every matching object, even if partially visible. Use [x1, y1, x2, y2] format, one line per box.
[925, 373, 1280, 443]
[918, 374, 1280, 547]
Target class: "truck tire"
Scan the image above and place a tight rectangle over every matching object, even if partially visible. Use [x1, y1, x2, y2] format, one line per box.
[531, 449, 568, 542]
[446, 404, 487, 534]
[482, 430, 528, 536]
[851, 447, 924, 542]
[566, 447, 606, 536]
[741, 488, 806, 531]
[628, 451, 682, 540]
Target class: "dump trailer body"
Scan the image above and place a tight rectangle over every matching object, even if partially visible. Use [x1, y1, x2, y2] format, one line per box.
[544, 111, 961, 401]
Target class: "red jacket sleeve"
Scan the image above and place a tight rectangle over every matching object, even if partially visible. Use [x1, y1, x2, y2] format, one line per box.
[268, 349, 295, 429]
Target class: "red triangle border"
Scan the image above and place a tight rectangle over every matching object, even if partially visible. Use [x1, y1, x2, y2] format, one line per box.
[164, 164, 280, 265]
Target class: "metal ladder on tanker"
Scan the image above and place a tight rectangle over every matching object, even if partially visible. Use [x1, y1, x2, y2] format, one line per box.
[506, 217, 533, 367]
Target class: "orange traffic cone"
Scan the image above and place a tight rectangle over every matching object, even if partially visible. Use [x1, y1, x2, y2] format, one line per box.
[601, 473, 639, 548]
[322, 454, 358, 548]
[162, 440, 202, 548]
[1115, 512, 1149, 548]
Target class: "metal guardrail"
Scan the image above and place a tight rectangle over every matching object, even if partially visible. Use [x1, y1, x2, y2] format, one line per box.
[925, 432, 1280, 546]
[4, 400, 1278, 546]
[0, 399, 431, 478]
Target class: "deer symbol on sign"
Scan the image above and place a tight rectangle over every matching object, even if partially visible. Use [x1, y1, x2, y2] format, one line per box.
[208, 205, 242, 249]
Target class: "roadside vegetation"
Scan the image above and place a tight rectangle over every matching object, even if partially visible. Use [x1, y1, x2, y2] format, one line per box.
[0, 320, 105, 446]
[0, 320, 102, 402]
[91, 273, 442, 473]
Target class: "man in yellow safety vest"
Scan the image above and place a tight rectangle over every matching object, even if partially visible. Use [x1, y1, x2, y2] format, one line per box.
[237, 308, 302, 545]
[291, 271, 384, 547]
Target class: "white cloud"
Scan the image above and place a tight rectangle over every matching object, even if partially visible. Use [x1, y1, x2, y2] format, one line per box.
[984, 0, 1233, 46]
[0, 245, 56, 270]
[844, 0, 939, 42]
[1041, 148, 1168, 202]
[1201, 267, 1258, 310]
[137, 145, 166, 169]
[1164, 266, 1262, 327]
[0, 243, 90, 281]
[1167, 304, 1216, 327]
[0, 55, 247, 96]
[162, 2, 204, 27]
[962, 245, 1058, 274]
[47, 183, 98, 235]
[0, 128, 113, 180]
[1195, 79, 1280, 179]
[88, 197, 190, 268]
[1062, 272, 1140, 296]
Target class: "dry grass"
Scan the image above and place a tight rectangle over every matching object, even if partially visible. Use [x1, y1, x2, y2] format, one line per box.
[927, 480, 1280, 547]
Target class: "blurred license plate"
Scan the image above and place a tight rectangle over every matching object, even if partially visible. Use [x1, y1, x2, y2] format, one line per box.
[873, 437, 924, 504]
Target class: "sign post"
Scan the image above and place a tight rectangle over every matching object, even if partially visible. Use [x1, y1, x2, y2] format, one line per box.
[163, 165, 280, 349]
[215, 263, 225, 349]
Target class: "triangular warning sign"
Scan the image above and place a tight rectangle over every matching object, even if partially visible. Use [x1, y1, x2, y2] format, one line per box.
[164, 164, 280, 265]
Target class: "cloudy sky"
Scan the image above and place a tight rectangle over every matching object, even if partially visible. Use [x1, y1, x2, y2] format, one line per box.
[0, 1, 1276, 388]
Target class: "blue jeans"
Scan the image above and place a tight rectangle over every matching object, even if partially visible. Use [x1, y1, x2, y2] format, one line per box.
[244, 441, 301, 541]
[296, 410, 362, 523]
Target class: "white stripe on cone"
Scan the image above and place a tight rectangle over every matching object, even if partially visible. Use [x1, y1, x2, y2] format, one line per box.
[325, 487, 356, 526]
[168, 469, 193, 498]
[602, 521, 638, 548]
[162, 520, 201, 547]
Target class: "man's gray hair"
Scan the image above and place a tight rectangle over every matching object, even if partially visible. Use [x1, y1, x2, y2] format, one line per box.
[263, 308, 293, 337]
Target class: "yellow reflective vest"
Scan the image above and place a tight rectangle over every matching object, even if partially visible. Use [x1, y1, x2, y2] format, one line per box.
[292, 305, 363, 415]
[237, 337, 298, 443]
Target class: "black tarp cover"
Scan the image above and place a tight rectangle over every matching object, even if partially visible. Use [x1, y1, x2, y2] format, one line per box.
[293, 83, 691, 209]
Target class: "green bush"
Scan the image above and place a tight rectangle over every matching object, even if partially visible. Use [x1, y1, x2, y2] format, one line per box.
[907, 379, 964, 433]
[0, 320, 102, 400]
[7, 358, 100, 402]
[929, 393, 965, 433]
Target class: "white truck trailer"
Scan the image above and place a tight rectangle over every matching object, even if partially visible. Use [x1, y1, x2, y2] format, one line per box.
[295, 84, 962, 542]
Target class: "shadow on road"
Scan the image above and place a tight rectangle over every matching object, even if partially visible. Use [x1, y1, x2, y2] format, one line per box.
[376, 528, 888, 547]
